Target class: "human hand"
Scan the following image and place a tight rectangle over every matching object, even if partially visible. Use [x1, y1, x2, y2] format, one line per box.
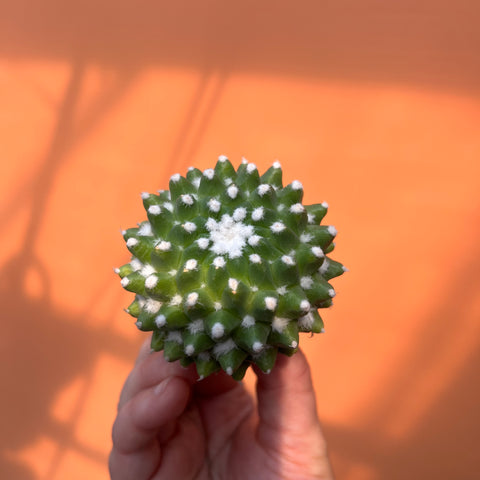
[109, 339, 334, 479]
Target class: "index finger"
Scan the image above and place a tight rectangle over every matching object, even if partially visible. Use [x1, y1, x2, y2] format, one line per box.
[118, 337, 198, 410]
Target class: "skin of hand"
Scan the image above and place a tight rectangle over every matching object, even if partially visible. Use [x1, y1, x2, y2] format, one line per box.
[109, 338, 335, 480]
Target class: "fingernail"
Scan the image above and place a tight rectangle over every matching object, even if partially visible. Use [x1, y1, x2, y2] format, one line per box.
[154, 377, 172, 395]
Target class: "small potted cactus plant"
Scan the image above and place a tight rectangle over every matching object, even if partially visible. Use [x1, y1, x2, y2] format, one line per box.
[116, 156, 346, 380]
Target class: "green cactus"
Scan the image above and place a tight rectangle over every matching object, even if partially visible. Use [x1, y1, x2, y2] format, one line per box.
[116, 156, 346, 380]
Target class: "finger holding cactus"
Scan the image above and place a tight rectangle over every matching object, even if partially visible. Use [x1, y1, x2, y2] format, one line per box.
[116, 155, 346, 379]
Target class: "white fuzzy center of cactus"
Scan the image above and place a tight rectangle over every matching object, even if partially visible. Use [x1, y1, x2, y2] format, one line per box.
[206, 214, 254, 259]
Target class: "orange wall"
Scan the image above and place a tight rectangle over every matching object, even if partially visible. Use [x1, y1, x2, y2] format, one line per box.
[1, 2, 479, 479]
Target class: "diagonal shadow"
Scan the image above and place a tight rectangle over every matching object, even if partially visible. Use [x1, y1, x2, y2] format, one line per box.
[0, 66, 137, 231]
[1, 45, 228, 476]
[1, 0, 479, 95]
[0, 60, 140, 478]
[169, 70, 229, 175]
[167, 69, 214, 170]
[0, 255, 138, 478]
[0, 2, 478, 477]
[323, 227, 480, 479]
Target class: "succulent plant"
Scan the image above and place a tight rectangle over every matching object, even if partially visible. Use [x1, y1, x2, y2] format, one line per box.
[116, 156, 346, 380]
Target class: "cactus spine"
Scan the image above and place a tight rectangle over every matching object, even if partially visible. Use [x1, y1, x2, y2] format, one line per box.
[117, 156, 346, 380]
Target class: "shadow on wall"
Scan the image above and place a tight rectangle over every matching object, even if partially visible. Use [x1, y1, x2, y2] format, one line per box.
[324, 234, 480, 479]
[1, 0, 479, 94]
[2, 0, 479, 186]
[1, 1, 479, 478]
[0, 255, 136, 479]
[0, 63, 138, 479]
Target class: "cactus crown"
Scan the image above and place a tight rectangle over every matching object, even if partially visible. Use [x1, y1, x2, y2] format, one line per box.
[117, 156, 346, 380]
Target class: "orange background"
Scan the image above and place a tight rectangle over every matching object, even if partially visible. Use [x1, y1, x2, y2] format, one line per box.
[1, 2, 479, 479]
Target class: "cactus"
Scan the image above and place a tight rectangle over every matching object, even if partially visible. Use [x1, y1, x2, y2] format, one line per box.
[116, 156, 346, 380]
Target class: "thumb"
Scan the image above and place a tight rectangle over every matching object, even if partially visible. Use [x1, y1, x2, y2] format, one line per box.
[256, 349, 320, 433]
[255, 350, 333, 479]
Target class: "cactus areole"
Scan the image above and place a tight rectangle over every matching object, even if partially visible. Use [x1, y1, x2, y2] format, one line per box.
[116, 156, 346, 380]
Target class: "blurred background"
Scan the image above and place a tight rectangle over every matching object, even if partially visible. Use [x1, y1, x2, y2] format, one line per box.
[1, 1, 479, 479]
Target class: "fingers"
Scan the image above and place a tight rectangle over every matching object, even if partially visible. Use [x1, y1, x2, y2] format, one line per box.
[152, 405, 207, 480]
[112, 376, 192, 453]
[255, 349, 323, 436]
[193, 369, 239, 397]
[110, 376, 192, 479]
[254, 350, 333, 478]
[109, 441, 162, 480]
[256, 351, 325, 449]
[119, 340, 198, 410]
[110, 338, 198, 480]
[194, 375, 254, 460]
